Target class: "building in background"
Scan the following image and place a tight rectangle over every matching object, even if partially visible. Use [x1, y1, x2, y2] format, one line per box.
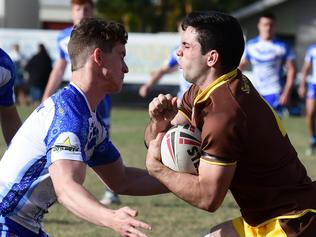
[232, 0, 316, 70]
[0, 0, 72, 29]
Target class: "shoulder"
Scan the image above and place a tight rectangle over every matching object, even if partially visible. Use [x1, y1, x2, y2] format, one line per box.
[57, 27, 73, 41]
[246, 36, 260, 45]
[307, 44, 316, 53]
[0, 48, 15, 89]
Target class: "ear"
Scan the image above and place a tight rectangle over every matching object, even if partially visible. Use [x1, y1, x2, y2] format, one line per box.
[92, 48, 103, 66]
[206, 50, 219, 67]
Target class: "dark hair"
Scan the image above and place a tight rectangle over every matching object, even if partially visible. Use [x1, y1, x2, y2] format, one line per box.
[68, 17, 128, 71]
[181, 11, 244, 71]
[260, 12, 276, 21]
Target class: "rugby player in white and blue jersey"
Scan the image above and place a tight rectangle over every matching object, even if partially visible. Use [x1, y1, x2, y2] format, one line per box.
[0, 18, 168, 237]
[0, 48, 22, 145]
[299, 44, 316, 155]
[239, 12, 296, 117]
[41, 0, 118, 205]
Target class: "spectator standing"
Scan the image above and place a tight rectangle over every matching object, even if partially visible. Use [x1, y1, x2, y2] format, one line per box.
[25, 43, 52, 105]
[239, 12, 296, 117]
[8, 43, 28, 105]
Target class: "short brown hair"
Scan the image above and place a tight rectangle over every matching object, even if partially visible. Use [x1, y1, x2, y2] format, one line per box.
[68, 17, 128, 71]
[71, 0, 93, 7]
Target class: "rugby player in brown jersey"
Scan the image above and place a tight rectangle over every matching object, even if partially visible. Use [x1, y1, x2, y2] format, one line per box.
[144, 11, 316, 237]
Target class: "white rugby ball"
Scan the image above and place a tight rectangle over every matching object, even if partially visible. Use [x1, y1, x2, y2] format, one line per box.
[160, 124, 201, 174]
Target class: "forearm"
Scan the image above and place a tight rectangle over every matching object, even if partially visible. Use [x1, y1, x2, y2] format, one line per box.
[144, 119, 171, 147]
[147, 161, 215, 211]
[117, 167, 169, 195]
[56, 180, 114, 228]
[0, 106, 22, 145]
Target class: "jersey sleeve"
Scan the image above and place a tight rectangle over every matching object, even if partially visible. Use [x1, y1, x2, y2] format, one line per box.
[178, 85, 196, 122]
[200, 105, 244, 166]
[242, 42, 250, 61]
[0, 50, 16, 106]
[304, 46, 314, 63]
[87, 139, 121, 167]
[47, 132, 83, 163]
[284, 43, 295, 61]
[197, 99, 246, 166]
[165, 47, 179, 68]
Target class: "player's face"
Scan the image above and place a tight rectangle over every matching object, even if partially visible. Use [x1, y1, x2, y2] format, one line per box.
[177, 26, 209, 85]
[100, 43, 129, 93]
[71, 3, 93, 25]
[258, 17, 276, 40]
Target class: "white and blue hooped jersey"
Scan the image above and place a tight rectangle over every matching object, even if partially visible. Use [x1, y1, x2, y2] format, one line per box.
[165, 47, 191, 99]
[304, 44, 316, 84]
[0, 83, 120, 233]
[0, 48, 16, 106]
[243, 36, 295, 96]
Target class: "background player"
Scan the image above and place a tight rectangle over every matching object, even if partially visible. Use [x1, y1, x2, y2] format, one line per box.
[138, 46, 191, 105]
[239, 12, 296, 117]
[299, 44, 316, 155]
[41, 0, 120, 205]
[139, 23, 191, 105]
[0, 48, 22, 145]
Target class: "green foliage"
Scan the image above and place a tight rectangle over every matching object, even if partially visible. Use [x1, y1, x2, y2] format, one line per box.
[95, 0, 257, 32]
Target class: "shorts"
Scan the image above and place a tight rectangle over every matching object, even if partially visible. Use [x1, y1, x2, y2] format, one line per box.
[0, 217, 49, 237]
[306, 83, 316, 99]
[262, 93, 283, 117]
[232, 210, 316, 237]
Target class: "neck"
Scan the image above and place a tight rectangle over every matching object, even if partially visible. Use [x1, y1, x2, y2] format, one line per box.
[71, 71, 104, 112]
[198, 67, 227, 90]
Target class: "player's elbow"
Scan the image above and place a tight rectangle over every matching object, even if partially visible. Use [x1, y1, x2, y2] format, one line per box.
[197, 196, 222, 212]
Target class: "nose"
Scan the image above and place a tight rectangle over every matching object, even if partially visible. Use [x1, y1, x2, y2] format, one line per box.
[123, 61, 129, 73]
[176, 46, 183, 57]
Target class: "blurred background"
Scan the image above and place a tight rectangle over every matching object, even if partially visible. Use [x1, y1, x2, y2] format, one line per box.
[3, 0, 310, 106]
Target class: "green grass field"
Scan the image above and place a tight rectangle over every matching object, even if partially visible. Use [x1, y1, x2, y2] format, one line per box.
[0, 106, 315, 237]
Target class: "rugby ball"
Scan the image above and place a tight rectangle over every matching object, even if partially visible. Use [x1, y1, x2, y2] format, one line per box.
[160, 124, 201, 174]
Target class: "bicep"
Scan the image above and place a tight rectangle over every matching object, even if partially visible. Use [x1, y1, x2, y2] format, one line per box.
[198, 159, 236, 206]
[49, 160, 86, 191]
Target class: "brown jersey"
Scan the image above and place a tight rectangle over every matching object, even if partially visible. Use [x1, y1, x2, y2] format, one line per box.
[179, 69, 316, 226]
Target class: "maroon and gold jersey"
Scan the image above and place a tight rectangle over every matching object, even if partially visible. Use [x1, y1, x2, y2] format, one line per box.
[179, 69, 316, 226]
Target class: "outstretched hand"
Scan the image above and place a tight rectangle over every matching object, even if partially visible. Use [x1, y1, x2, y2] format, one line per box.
[111, 206, 151, 237]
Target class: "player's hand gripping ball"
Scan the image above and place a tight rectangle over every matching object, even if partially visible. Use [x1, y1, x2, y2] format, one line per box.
[160, 124, 201, 174]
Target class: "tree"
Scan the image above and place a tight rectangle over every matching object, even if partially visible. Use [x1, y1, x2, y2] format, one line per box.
[96, 0, 257, 32]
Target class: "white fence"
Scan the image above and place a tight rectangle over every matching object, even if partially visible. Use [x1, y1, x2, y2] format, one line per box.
[0, 28, 180, 85]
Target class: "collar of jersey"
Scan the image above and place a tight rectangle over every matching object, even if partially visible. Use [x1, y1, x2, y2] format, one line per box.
[193, 69, 238, 105]
[69, 82, 94, 113]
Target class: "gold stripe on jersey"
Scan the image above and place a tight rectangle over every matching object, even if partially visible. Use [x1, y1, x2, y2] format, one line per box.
[178, 109, 192, 123]
[201, 154, 237, 166]
[194, 69, 238, 105]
